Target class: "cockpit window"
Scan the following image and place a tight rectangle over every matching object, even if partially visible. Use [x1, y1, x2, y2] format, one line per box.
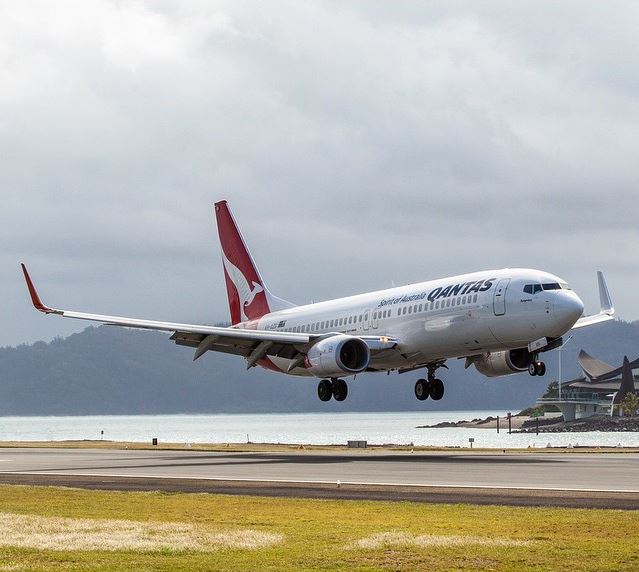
[542, 282, 561, 291]
[523, 283, 542, 294]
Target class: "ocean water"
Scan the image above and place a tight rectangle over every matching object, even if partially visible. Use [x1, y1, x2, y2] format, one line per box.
[1, 411, 638, 448]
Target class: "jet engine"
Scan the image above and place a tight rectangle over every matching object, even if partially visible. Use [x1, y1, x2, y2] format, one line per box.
[305, 335, 370, 378]
[472, 348, 533, 377]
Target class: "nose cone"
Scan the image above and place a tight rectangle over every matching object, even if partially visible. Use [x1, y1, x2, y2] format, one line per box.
[555, 292, 584, 332]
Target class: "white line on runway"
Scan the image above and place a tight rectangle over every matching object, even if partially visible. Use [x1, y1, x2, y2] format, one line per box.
[5, 471, 639, 495]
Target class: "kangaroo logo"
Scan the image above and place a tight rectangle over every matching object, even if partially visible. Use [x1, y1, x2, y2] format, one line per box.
[222, 251, 264, 322]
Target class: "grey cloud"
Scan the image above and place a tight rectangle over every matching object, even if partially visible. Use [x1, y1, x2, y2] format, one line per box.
[1, 1, 638, 347]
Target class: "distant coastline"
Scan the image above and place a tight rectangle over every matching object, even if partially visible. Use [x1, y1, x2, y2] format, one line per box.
[418, 413, 639, 433]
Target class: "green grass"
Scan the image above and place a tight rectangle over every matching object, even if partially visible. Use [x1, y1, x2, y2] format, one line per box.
[0, 484, 637, 571]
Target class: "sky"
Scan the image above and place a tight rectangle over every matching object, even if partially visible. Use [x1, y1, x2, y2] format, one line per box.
[1, 1, 638, 347]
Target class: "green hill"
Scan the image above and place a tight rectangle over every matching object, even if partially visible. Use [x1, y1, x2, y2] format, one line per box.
[0, 320, 637, 414]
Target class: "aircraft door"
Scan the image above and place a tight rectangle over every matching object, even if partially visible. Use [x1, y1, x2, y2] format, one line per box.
[363, 309, 370, 331]
[493, 278, 510, 316]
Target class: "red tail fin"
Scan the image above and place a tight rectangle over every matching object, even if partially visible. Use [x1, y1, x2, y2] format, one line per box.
[215, 201, 272, 325]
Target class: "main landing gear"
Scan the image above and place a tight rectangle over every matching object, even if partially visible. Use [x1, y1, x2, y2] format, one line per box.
[528, 359, 546, 376]
[415, 364, 445, 401]
[318, 378, 348, 402]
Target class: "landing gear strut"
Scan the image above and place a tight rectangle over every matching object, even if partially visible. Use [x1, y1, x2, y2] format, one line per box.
[414, 364, 446, 401]
[317, 378, 348, 401]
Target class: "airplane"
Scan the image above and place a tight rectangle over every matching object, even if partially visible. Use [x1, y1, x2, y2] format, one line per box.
[21, 200, 615, 403]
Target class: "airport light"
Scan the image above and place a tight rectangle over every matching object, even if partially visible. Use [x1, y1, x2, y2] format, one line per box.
[558, 335, 574, 400]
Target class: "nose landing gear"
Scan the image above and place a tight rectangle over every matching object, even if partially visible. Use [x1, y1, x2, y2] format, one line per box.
[528, 360, 546, 376]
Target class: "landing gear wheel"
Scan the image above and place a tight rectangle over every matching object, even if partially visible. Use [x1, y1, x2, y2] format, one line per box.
[332, 378, 348, 402]
[528, 361, 546, 376]
[430, 378, 445, 401]
[318, 379, 332, 401]
[415, 379, 430, 401]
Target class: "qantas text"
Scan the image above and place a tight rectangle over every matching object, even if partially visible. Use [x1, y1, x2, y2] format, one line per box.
[377, 278, 496, 308]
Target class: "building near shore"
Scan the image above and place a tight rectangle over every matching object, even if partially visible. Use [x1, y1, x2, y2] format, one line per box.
[537, 351, 639, 421]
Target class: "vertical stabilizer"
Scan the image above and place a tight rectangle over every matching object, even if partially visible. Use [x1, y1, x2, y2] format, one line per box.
[214, 201, 294, 325]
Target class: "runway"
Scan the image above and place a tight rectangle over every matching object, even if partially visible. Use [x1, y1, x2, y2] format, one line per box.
[1, 447, 638, 509]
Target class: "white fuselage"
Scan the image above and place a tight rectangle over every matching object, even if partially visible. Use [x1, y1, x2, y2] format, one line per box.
[236, 268, 585, 376]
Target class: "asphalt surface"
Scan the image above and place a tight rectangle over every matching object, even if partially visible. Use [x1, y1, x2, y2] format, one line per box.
[1, 448, 638, 509]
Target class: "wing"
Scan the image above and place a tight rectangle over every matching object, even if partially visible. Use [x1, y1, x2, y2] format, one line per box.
[21, 264, 398, 368]
[571, 271, 615, 330]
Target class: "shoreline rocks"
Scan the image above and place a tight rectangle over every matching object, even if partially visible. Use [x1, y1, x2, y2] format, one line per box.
[517, 415, 639, 433]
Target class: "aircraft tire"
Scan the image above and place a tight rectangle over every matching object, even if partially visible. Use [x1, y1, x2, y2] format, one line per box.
[537, 361, 546, 376]
[528, 362, 538, 376]
[430, 378, 445, 400]
[332, 378, 348, 402]
[415, 379, 429, 401]
[318, 379, 333, 401]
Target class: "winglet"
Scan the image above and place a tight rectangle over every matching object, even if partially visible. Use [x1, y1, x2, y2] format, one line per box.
[597, 271, 614, 315]
[20, 264, 56, 314]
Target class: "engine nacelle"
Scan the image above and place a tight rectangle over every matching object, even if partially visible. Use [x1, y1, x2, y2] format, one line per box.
[306, 335, 370, 378]
[473, 348, 533, 378]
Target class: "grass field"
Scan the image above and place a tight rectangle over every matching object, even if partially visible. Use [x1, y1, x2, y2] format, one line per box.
[0, 484, 637, 571]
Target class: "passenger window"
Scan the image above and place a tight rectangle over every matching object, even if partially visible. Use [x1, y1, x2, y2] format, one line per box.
[473, 294, 478, 303]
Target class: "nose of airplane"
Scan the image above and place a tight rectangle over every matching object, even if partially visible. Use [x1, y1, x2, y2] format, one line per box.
[555, 291, 584, 332]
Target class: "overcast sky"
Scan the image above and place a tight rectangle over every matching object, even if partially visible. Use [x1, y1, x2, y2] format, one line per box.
[2, 1, 638, 347]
